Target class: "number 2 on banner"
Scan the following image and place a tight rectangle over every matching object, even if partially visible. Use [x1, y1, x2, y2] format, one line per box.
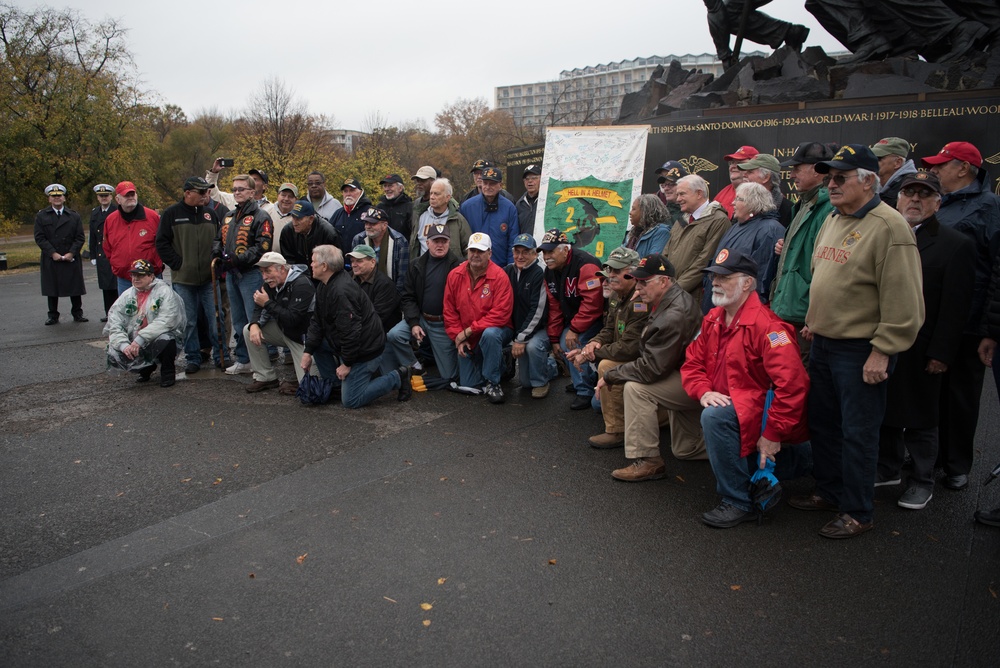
[564, 207, 575, 223]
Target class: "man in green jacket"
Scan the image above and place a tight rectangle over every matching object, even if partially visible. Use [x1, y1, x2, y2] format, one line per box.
[770, 141, 835, 362]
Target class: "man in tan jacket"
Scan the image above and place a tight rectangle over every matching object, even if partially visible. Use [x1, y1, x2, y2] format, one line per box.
[664, 175, 731, 305]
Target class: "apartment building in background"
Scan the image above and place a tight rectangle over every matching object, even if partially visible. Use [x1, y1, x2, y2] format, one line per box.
[495, 52, 765, 127]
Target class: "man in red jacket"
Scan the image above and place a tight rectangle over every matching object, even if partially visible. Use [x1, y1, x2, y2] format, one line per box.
[443, 232, 514, 404]
[682, 249, 810, 528]
[540, 229, 604, 410]
[103, 181, 162, 295]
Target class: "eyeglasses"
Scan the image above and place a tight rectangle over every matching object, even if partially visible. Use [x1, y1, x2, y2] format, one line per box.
[822, 172, 857, 187]
[232, 187, 251, 193]
[899, 187, 938, 199]
[733, 196, 746, 202]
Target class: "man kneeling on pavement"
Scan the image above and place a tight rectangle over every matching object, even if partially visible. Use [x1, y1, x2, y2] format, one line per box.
[596, 254, 703, 481]
[300, 244, 412, 408]
[569, 246, 648, 447]
[243, 252, 317, 396]
[105, 259, 186, 388]
[681, 250, 810, 528]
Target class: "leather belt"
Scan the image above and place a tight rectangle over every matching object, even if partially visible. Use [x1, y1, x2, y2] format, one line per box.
[422, 313, 443, 323]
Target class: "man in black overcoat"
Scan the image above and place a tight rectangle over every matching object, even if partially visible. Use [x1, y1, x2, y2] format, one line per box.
[34, 183, 88, 325]
[878, 172, 976, 510]
[87, 183, 118, 321]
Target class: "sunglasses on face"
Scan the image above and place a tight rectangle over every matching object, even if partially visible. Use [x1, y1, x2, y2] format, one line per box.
[822, 172, 857, 187]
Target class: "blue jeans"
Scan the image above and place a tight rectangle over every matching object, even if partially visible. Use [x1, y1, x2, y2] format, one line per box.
[458, 326, 513, 387]
[557, 323, 602, 397]
[384, 317, 458, 382]
[518, 328, 558, 388]
[172, 282, 218, 366]
[704, 403, 814, 511]
[312, 343, 400, 409]
[226, 269, 263, 364]
[809, 335, 894, 523]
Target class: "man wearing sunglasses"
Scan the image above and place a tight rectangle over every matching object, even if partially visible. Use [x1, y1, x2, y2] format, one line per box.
[790, 144, 924, 539]
[156, 176, 222, 374]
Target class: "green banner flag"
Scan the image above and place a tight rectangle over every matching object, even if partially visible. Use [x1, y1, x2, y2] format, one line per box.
[542, 176, 633, 261]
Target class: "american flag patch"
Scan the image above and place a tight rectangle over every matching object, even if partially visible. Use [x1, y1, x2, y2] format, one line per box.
[633, 302, 648, 312]
[584, 278, 601, 290]
[767, 330, 791, 348]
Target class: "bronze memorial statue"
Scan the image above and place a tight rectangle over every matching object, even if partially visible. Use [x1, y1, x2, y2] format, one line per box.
[705, 0, 1000, 66]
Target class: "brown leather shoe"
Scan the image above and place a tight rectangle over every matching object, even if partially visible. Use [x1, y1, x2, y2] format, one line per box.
[588, 432, 624, 449]
[819, 513, 874, 539]
[611, 457, 666, 482]
[245, 378, 279, 393]
[787, 493, 837, 512]
[278, 380, 299, 396]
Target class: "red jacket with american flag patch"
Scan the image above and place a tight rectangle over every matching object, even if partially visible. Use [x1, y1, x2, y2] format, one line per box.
[681, 292, 809, 456]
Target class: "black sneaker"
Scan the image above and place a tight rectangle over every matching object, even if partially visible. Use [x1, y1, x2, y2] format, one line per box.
[185, 363, 201, 375]
[136, 363, 157, 383]
[484, 382, 505, 405]
[702, 502, 757, 528]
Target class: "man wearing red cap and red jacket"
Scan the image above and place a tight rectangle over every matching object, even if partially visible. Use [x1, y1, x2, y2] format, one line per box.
[102, 181, 162, 295]
[922, 141, 1000, 491]
[713, 145, 758, 219]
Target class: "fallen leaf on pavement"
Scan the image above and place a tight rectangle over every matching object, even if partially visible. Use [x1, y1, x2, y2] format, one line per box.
[440, 477, 448, 481]
[115, 492, 124, 498]
[422, 620, 431, 627]
[180, 478, 192, 483]
[296, 553, 308, 564]
[232, 463, 239, 469]
[383, 596, 397, 603]
[212, 617, 223, 622]
[437, 578, 447, 585]
[106, 423, 114, 427]
[73, 460, 81, 464]
[675, 475, 685, 483]
[248, 573, 255, 579]
[420, 603, 433, 611]
[213, 478, 222, 485]
[730, 585, 741, 591]
[989, 586, 997, 599]
[548, 559, 557, 565]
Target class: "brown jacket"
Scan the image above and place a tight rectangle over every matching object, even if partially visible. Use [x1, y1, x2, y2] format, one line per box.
[591, 283, 649, 363]
[603, 283, 701, 385]
[664, 201, 731, 297]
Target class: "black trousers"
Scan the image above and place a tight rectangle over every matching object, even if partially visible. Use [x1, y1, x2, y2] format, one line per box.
[879, 425, 937, 488]
[937, 334, 986, 476]
[47, 296, 83, 318]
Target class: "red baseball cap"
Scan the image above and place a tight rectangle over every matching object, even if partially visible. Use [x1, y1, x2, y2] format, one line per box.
[724, 145, 759, 162]
[921, 141, 983, 168]
[115, 181, 137, 196]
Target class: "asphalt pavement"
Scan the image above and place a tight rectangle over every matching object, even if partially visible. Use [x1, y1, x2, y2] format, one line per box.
[1, 264, 998, 666]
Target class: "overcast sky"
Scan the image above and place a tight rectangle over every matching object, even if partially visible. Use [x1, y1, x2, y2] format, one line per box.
[52, 0, 842, 130]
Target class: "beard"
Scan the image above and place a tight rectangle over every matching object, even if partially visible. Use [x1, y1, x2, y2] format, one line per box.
[711, 286, 739, 307]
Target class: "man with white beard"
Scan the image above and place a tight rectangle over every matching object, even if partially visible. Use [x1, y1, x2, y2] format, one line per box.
[680, 248, 810, 528]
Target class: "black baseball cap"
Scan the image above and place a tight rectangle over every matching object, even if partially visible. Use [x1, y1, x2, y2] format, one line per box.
[780, 142, 834, 168]
[814, 144, 879, 174]
[702, 248, 758, 276]
[626, 254, 676, 280]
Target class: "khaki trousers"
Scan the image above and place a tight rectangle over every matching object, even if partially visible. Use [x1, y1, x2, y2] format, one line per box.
[243, 320, 313, 383]
[623, 369, 706, 460]
[597, 359, 626, 434]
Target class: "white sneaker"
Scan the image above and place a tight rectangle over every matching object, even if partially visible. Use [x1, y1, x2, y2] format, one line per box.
[225, 361, 252, 375]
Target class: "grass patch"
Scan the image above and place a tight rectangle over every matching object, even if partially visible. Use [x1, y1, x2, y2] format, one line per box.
[0, 240, 42, 270]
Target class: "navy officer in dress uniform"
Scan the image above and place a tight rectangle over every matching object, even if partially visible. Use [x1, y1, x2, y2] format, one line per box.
[34, 183, 88, 325]
[88, 183, 118, 321]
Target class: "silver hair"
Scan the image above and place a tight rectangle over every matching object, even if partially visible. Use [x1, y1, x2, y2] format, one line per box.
[677, 174, 710, 199]
[856, 168, 882, 193]
[312, 244, 344, 272]
[633, 194, 669, 228]
[432, 178, 454, 197]
[735, 182, 776, 216]
[755, 167, 777, 183]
